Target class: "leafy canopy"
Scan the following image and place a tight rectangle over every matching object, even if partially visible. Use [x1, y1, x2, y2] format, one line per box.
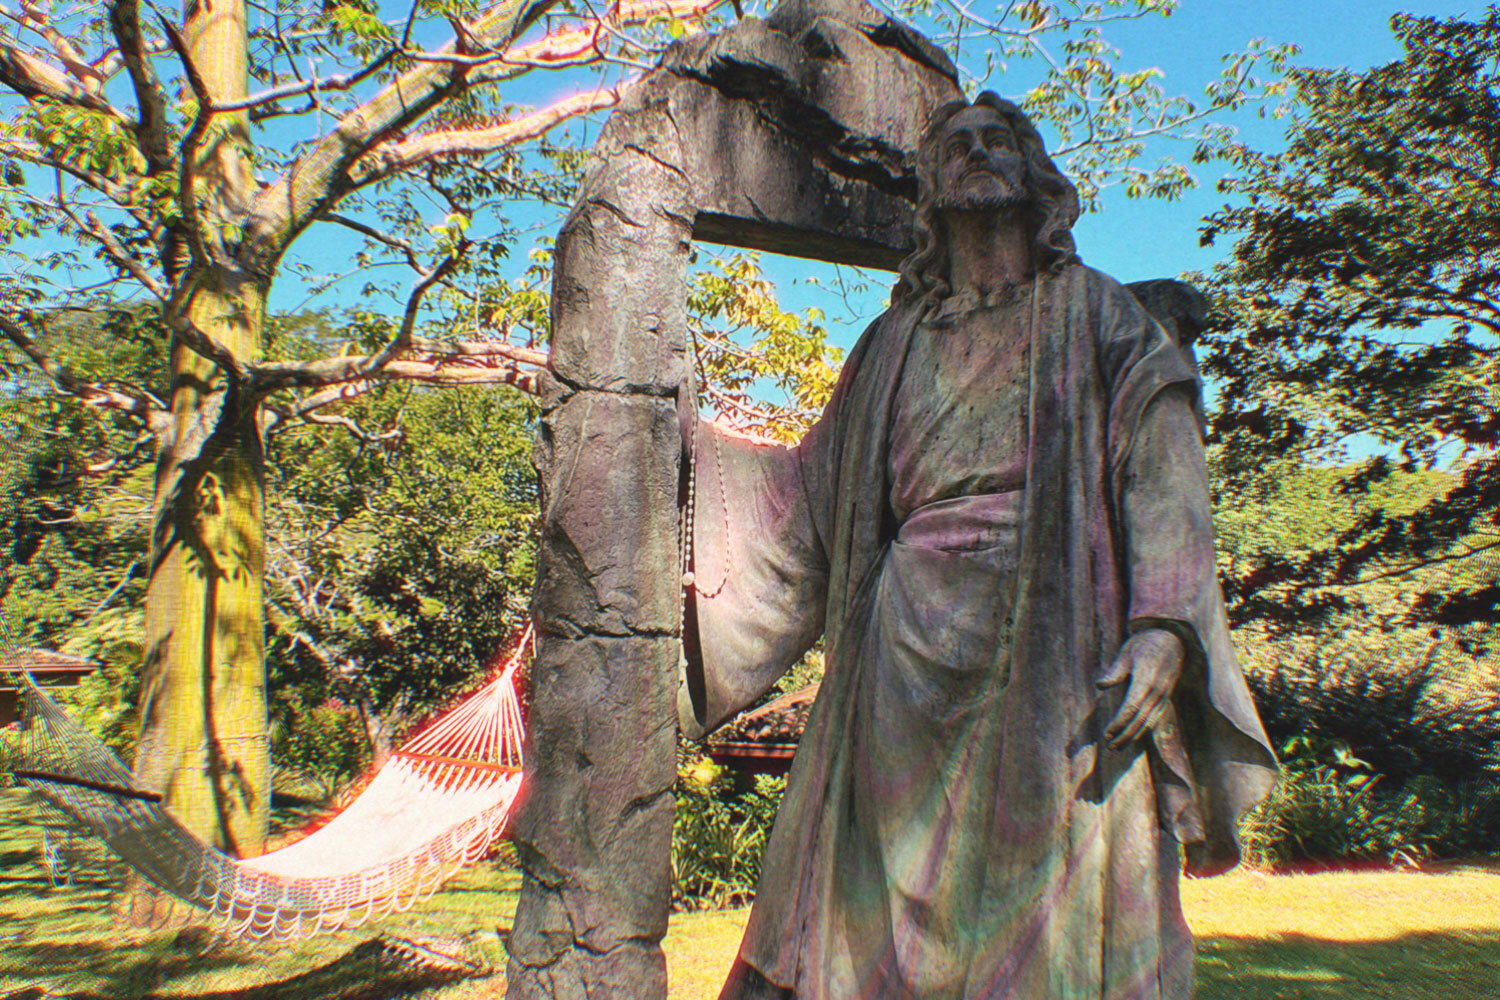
[1200, 7, 1500, 631]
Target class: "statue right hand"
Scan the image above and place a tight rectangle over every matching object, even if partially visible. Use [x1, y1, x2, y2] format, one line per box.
[1097, 628, 1185, 751]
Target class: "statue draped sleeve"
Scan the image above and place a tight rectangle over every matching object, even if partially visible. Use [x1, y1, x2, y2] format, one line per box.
[1118, 383, 1277, 875]
[1103, 272, 1277, 874]
[677, 419, 832, 741]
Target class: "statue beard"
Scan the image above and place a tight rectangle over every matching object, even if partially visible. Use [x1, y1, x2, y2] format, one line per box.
[934, 167, 1027, 214]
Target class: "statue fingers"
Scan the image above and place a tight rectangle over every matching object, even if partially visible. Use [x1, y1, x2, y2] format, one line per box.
[1105, 678, 1168, 749]
[1103, 681, 1149, 746]
[1095, 653, 1133, 689]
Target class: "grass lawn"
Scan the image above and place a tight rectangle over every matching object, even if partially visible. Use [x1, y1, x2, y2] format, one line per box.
[3, 782, 1498, 999]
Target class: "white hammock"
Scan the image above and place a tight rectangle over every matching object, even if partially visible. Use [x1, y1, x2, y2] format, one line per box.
[7, 630, 529, 939]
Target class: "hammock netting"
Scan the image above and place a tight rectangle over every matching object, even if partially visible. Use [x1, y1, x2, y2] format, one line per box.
[5, 632, 529, 939]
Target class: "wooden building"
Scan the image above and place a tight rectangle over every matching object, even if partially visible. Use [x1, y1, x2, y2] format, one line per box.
[0, 648, 98, 728]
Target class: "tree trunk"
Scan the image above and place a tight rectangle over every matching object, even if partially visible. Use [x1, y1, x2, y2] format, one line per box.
[132, 0, 269, 870]
[359, 696, 395, 772]
[135, 279, 269, 856]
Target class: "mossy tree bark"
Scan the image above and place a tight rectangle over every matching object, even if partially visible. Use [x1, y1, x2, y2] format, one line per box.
[132, 0, 270, 863]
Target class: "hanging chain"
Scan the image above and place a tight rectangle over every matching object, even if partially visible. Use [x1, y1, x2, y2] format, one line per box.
[696, 426, 732, 598]
[679, 331, 734, 638]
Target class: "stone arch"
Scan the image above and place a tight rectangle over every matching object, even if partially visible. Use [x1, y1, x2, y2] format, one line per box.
[508, 3, 959, 998]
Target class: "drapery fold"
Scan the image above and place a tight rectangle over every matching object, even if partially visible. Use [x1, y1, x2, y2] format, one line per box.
[681, 265, 1275, 1000]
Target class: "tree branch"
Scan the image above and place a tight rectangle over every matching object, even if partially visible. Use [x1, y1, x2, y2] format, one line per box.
[1347, 539, 1500, 588]
[0, 310, 169, 431]
[209, 48, 399, 114]
[0, 38, 130, 121]
[2, 0, 106, 88]
[266, 340, 546, 422]
[0, 136, 149, 218]
[258, 0, 559, 252]
[156, 13, 226, 270]
[248, 249, 466, 393]
[325, 212, 421, 268]
[81, 209, 169, 299]
[408, 336, 548, 367]
[108, 0, 172, 172]
[360, 86, 620, 180]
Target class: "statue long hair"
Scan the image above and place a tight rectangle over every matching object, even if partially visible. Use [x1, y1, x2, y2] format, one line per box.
[895, 93, 1081, 304]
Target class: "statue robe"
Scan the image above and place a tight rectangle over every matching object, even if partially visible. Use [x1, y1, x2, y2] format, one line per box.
[680, 264, 1276, 1000]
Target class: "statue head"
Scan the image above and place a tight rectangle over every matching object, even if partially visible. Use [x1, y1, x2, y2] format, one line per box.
[896, 93, 1081, 303]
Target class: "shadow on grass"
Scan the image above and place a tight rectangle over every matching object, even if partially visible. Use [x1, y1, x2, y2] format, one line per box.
[1198, 930, 1500, 1000]
[1, 938, 243, 998]
[3, 937, 483, 1000]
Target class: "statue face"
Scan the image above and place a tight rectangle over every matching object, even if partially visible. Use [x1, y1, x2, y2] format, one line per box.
[934, 105, 1027, 215]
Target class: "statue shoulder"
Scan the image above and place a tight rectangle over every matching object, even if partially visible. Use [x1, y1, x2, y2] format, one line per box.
[1068, 265, 1209, 355]
[839, 299, 926, 387]
[1071, 264, 1146, 319]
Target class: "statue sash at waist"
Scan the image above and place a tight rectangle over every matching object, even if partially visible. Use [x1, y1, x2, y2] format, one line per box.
[897, 490, 1023, 552]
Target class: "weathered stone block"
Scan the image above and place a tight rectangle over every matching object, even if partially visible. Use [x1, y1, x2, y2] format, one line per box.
[532, 390, 682, 637]
[548, 85, 694, 395]
[507, 634, 677, 999]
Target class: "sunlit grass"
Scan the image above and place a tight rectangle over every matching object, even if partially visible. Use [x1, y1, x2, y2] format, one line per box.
[1187, 868, 1500, 1000]
[4, 781, 1500, 999]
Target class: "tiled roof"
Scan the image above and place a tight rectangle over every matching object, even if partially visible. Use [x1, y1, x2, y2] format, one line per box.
[0, 647, 94, 672]
[711, 683, 819, 746]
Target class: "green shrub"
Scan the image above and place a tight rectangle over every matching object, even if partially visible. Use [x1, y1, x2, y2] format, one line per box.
[1403, 776, 1500, 859]
[1245, 647, 1500, 789]
[1234, 630, 1500, 868]
[672, 749, 784, 910]
[1240, 734, 1427, 868]
[269, 699, 370, 799]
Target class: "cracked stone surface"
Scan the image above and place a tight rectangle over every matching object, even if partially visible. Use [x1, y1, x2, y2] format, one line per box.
[512, 3, 959, 998]
[669, 0, 960, 267]
[531, 390, 682, 638]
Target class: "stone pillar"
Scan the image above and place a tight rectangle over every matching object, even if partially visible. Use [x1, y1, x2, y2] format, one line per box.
[507, 74, 693, 1000]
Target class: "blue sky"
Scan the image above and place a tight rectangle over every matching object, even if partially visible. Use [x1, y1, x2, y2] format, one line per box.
[374, 0, 1475, 354]
[733, 0, 1480, 345]
[1068, 0, 1478, 286]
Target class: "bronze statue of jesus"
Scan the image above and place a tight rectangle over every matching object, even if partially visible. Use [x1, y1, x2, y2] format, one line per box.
[679, 92, 1276, 1000]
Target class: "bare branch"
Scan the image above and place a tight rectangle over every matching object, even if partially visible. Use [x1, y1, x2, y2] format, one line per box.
[0, 309, 169, 430]
[0, 37, 130, 120]
[82, 209, 169, 298]
[265, 340, 546, 423]
[361, 87, 620, 179]
[303, 409, 405, 442]
[407, 336, 548, 367]
[366, 250, 463, 371]
[249, 249, 465, 392]
[156, 13, 225, 270]
[209, 49, 398, 114]
[253, 0, 726, 249]
[325, 212, 421, 268]
[461, 0, 724, 82]
[109, 0, 172, 172]
[364, 356, 541, 392]
[263, 395, 405, 443]
[260, 0, 560, 250]
[263, 349, 541, 440]
[1, 0, 106, 89]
